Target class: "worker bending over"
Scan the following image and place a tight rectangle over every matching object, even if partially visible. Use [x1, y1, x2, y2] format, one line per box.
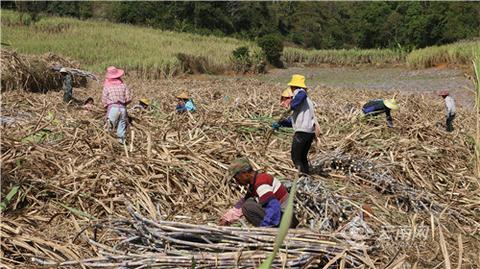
[219, 157, 298, 228]
[362, 99, 399, 128]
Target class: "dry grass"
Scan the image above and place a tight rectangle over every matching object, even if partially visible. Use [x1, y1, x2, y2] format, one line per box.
[1, 73, 479, 267]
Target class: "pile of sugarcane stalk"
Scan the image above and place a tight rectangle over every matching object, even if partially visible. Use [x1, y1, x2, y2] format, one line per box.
[32, 206, 371, 268]
[1, 75, 479, 267]
[0, 48, 86, 92]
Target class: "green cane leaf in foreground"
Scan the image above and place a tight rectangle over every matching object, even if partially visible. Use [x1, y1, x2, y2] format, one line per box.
[258, 176, 298, 269]
[57, 202, 96, 220]
[0, 185, 20, 212]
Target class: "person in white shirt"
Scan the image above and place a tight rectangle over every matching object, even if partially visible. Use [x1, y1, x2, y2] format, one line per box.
[438, 90, 456, 132]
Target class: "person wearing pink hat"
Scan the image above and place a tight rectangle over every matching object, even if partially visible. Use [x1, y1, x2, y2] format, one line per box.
[101, 66, 132, 144]
[438, 90, 456, 132]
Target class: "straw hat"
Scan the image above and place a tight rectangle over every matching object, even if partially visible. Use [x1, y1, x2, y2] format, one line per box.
[281, 88, 293, 98]
[105, 66, 124, 79]
[383, 99, 399, 110]
[176, 92, 190, 99]
[139, 98, 151, 106]
[438, 90, 449, 97]
[287, 74, 307, 89]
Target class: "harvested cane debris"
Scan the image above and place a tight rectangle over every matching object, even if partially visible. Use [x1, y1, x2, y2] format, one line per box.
[1, 76, 479, 267]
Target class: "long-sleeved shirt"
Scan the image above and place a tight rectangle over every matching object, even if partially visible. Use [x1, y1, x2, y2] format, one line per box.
[290, 88, 316, 133]
[102, 83, 132, 108]
[444, 96, 456, 116]
[176, 99, 196, 113]
[63, 73, 73, 103]
[278, 116, 292, 128]
[244, 172, 289, 227]
[362, 99, 393, 127]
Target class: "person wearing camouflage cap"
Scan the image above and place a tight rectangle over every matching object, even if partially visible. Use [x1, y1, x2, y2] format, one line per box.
[219, 157, 298, 228]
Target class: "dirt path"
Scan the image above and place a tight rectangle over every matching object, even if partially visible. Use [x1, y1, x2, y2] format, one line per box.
[256, 66, 475, 108]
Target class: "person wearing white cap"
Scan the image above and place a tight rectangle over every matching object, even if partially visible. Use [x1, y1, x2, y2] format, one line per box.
[101, 66, 132, 144]
[438, 90, 456, 132]
[362, 98, 399, 128]
[51, 65, 97, 103]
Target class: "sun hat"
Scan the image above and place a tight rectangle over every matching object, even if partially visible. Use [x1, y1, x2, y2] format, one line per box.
[59, 67, 68, 73]
[438, 90, 449, 97]
[105, 66, 124, 79]
[281, 88, 293, 98]
[176, 92, 190, 99]
[287, 74, 307, 89]
[228, 158, 252, 178]
[383, 99, 399, 110]
[139, 98, 151, 106]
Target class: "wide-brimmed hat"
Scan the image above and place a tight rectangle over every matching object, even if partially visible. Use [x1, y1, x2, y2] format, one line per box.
[438, 90, 449, 97]
[228, 158, 252, 178]
[139, 98, 151, 106]
[383, 99, 399, 110]
[176, 92, 190, 99]
[105, 66, 124, 79]
[281, 88, 293, 98]
[287, 74, 307, 89]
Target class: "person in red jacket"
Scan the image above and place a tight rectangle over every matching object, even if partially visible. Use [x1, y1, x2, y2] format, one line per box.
[219, 157, 298, 228]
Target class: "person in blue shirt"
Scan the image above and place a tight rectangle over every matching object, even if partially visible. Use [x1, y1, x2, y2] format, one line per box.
[362, 99, 399, 128]
[176, 92, 196, 113]
[272, 88, 293, 130]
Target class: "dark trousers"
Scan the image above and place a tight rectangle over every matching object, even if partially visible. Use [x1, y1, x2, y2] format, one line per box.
[446, 114, 455, 132]
[242, 198, 298, 228]
[291, 132, 315, 175]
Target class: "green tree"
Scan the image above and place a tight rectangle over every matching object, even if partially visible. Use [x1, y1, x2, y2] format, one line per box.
[258, 34, 284, 67]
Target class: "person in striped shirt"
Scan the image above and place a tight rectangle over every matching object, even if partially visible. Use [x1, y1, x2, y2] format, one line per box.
[219, 157, 298, 228]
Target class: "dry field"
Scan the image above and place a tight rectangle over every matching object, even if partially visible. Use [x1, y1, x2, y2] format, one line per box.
[1, 66, 480, 266]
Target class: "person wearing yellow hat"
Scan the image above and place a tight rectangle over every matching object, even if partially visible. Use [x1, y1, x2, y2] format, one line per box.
[438, 90, 455, 132]
[218, 157, 298, 228]
[176, 92, 196, 113]
[362, 98, 399, 128]
[287, 74, 319, 175]
[132, 98, 152, 111]
[272, 88, 294, 130]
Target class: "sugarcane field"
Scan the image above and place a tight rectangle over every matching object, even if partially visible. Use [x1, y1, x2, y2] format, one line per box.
[1, 3, 480, 269]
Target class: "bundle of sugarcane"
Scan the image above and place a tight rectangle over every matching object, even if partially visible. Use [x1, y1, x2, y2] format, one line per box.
[32, 206, 372, 268]
[0, 48, 87, 92]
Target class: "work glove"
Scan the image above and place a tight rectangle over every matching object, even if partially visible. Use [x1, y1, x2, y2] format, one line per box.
[271, 122, 280, 130]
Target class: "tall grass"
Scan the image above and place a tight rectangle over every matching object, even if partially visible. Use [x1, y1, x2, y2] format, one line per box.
[1, 10, 252, 77]
[473, 51, 480, 177]
[283, 47, 406, 66]
[407, 40, 480, 69]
